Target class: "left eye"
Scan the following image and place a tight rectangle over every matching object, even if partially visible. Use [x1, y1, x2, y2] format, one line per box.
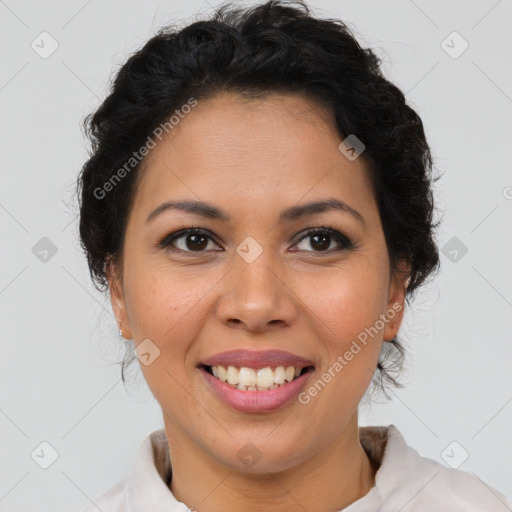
[158, 227, 353, 254]
[292, 227, 354, 253]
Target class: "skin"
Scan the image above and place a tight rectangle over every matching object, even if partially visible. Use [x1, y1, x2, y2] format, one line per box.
[108, 92, 410, 511]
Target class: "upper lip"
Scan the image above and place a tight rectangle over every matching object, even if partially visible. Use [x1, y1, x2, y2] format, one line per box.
[201, 349, 315, 370]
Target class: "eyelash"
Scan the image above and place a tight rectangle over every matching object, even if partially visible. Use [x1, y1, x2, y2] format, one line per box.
[157, 225, 355, 255]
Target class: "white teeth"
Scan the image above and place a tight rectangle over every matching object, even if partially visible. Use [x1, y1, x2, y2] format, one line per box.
[227, 365, 239, 385]
[274, 366, 285, 384]
[257, 367, 275, 388]
[208, 364, 307, 391]
[217, 365, 228, 382]
[239, 367, 257, 387]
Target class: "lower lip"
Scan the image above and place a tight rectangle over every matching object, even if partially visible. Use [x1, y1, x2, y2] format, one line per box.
[200, 366, 314, 413]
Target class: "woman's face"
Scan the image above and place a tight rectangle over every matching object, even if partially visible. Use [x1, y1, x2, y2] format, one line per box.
[110, 92, 407, 473]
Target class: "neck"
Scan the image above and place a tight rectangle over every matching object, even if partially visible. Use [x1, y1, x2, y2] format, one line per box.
[164, 412, 377, 512]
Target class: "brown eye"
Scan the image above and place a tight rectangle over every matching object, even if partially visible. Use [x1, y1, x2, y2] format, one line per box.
[158, 226, 354, 256]
[181, 233, 209, 251]
[159, 228, 221, 253]
[292, 227, 354, 253]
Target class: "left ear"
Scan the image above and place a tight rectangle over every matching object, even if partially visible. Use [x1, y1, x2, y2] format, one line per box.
[106, 259, 133, 340]
[383, 260, 411, 342]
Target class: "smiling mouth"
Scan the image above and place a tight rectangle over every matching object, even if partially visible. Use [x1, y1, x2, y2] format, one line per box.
[200, 364, 314, 391]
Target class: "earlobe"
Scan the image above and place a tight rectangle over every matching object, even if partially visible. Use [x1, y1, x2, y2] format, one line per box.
[383, 264, 410, 342]
[106, 261, 132, 340]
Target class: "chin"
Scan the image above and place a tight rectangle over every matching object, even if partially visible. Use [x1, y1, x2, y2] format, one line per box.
[213, 436, 312, 475]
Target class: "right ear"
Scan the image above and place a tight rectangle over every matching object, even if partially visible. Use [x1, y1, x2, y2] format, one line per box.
[106, 259, 132, 339]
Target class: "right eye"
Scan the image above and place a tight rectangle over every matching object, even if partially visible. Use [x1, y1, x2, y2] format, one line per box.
[158, 227, 223, 254]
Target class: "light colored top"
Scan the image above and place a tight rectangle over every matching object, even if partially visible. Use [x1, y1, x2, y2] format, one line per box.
[78, 424, 512, 511]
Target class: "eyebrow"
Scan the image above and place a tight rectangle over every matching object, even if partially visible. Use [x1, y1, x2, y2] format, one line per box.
[146, 198, 365, 226]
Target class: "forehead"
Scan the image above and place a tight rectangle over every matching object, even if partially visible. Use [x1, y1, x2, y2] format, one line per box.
[131, 92, 375, 224]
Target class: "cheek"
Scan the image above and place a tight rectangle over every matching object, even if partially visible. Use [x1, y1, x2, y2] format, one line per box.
[307, 265, 388, 338]
[124, 257, 199, 332]
[302, 275, 385, 416]
[299, 267, 388, 402]
[123, 272, 201, 405]
[123, 267, 188, 355]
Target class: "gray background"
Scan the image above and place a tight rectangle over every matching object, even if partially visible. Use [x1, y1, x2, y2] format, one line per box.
[1, 0, 511, 510]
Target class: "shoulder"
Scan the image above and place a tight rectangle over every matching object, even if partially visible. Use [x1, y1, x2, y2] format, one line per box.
[75, 428, 181, 512]
[76, 479, 126, 512]
[370, 424, 512, 511]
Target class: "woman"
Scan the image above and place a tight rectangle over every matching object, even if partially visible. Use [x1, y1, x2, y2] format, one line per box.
[76, 1, 512, 510]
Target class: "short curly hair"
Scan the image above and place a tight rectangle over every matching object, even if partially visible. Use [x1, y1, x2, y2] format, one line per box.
[77, 0, 441, 399]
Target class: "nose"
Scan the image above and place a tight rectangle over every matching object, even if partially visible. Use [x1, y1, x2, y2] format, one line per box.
[216, 252, 298, 333]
